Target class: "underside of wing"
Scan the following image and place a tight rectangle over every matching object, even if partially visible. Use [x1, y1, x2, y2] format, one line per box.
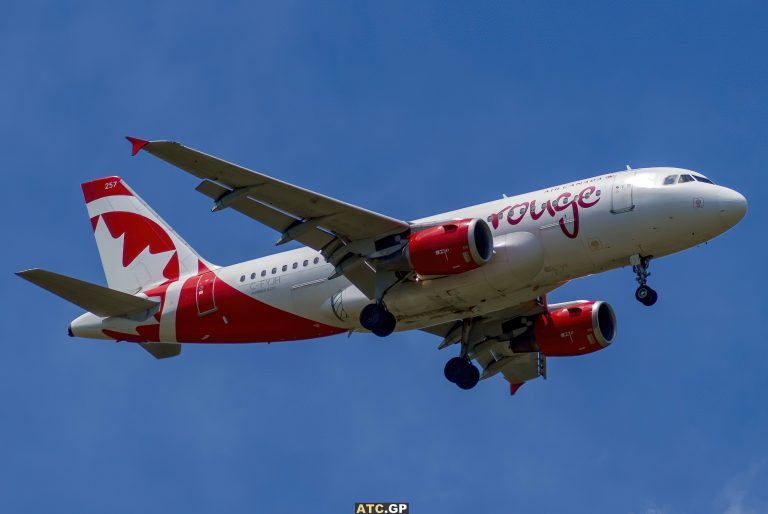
[422, 298, 549, 395]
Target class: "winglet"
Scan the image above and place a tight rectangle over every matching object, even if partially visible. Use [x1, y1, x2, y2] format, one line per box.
[510, 382, 525, 395]
[126, 136, 149, 156]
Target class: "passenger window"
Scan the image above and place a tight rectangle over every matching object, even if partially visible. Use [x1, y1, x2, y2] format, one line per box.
[313, 257, 320, 264]
[271, 268, 277, 274]
[261, 270, 266, 277]
[292, 262, 298, 269]
[240, 275, 245, 282]
[303, 260, 308, 267]
[663, 175, 678, 185]
[678, 174, 695, 183]
[282, 265, 287, 272]
[250, 273, 256, 280]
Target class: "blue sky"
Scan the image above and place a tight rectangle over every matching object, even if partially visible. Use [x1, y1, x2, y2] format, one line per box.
[2, 1, 767, 512]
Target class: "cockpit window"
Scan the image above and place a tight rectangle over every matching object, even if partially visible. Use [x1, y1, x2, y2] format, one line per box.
[663, 175, 678, 185]
[694, 175, 714, 184]
[678, 174, 695, 183]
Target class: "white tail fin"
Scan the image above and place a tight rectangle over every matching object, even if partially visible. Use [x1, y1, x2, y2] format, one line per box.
[82, 176, 215, 293]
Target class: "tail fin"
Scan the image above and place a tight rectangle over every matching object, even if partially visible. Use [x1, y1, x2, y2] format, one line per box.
[82, 176, 214, 293]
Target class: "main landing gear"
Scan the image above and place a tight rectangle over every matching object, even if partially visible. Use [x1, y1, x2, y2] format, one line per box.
[442, 319, 480, 390]
[631, 254, 658, 306]
[444, 356, 480, 390]
[360, 302, 397, 337]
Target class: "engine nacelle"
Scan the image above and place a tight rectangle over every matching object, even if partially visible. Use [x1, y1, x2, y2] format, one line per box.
[533, 301, 617, 357]
[407, 218, 493, 276]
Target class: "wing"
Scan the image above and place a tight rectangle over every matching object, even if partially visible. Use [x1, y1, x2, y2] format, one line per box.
[127, 137, 411, 297]
[422, 298, 548, 395]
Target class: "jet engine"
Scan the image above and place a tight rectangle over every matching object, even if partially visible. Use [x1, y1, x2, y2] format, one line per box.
[532, 301, 617, 356]
[406, 218, 494, 276]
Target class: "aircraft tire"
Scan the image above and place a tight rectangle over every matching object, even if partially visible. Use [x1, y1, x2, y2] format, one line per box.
[361, 303, 396, 337]
[644, 289, 658, 306]
[444, 357, 467, 383]
[371, 310, 396, 337]
[635, 285, 657, 306]
[455, 362, 480, 390]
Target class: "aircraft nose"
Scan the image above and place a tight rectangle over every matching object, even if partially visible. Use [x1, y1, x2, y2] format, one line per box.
[718, 187, 747, 229]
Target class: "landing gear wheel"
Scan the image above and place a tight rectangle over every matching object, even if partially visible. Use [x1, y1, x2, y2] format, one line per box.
[360, 303, 397, 337]
[635, 285, 658, 306]
[456, 363, 480, 390]
[371, 311, 396, 337]
[444, 357, 467, 383]
[443, 357, 480, 390]
[632, 255, 658, 306]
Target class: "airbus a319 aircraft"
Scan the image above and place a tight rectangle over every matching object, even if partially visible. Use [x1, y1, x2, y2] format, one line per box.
[18, 137, 747, 394]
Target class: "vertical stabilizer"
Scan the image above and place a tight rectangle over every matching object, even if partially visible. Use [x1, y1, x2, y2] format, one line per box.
[82, 176, 214, 293]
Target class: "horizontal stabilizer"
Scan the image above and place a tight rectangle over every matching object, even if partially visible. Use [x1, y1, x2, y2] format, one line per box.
[16, 268, 158, 317]
[140, 342, 182, 359]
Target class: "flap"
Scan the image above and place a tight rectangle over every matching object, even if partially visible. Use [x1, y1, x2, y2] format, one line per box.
[195, 180, 335, 250]
[420, 298, 549, 394]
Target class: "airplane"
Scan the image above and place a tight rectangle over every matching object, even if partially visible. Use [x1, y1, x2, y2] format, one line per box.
[17, 137, 747, 394]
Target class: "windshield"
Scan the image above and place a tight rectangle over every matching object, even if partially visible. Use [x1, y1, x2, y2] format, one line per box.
[663, 173, 715, 186]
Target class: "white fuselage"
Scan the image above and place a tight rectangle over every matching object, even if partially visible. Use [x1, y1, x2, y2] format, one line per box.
[206, 166, 745, 334]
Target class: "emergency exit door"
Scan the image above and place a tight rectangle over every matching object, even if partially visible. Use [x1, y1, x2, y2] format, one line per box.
[195, 271, 218, 316]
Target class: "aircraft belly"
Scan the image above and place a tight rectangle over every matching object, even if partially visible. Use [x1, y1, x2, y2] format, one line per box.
[385, 275, 545, 327]
[536, 222, 590, 280]
[482, 231, 544, 294]
[289, 268, 351, 326]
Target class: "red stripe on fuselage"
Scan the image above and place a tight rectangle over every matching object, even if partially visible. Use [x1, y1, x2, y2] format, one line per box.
[98, 261, 344, 345]
[175, 272, 345, 343]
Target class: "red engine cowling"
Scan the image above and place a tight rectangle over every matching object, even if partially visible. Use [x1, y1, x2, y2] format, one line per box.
[407, 219, 494, 276]
[534, 301, 617, 356]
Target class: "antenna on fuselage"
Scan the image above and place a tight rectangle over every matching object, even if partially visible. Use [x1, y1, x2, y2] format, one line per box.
[626, 165, 632, 170]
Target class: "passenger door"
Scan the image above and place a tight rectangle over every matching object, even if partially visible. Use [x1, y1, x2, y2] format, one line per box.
[610, 170, 636, 214]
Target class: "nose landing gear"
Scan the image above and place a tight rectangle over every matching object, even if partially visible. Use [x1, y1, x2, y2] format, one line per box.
[631, 254, 658, 306]
[635, 285, 657, 305]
